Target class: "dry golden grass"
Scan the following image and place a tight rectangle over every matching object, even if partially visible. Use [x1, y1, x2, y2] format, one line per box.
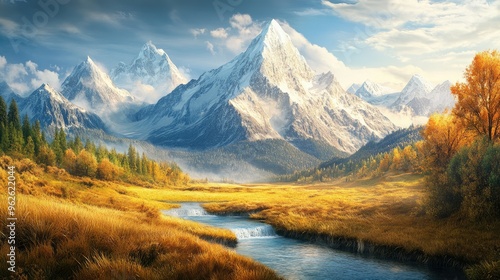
[194, 174, 498, 265]
[0, 158, 283, 279]
[0, 194, 282, 279]
[1, 156, 498, 278]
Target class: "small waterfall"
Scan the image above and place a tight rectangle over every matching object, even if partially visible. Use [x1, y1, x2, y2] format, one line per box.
[231, 225, 277, 239]
[163, 204, 210, 217]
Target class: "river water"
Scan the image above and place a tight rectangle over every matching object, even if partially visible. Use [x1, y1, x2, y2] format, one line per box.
[163, 203, 463, 280]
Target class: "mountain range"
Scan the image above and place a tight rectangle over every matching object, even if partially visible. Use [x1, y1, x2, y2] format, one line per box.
[347, 75, 455, 118]
[0, 19, 456, 180]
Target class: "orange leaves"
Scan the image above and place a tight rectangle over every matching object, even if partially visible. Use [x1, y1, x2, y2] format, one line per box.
[451, 50, 500, 142]
[422, 113, 471, 170]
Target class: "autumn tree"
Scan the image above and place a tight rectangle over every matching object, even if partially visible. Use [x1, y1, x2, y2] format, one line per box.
[37, 144, 56, 166]
[451, 50, 500, 142]
[422, 114, 472, 217]
[63, 149, 77, 174]
[75, 150, 98, 177]
[97, 158, 121, 180]
[422, 113, 471, 170]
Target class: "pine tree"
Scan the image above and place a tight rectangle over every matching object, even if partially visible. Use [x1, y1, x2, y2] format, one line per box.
[8, 123, 23, 154]
[7, 99, 21, 131]
[72, 136, 83, 153]
[52, 129, 63, 165]
[0, 96, 7, 127]
[0, 97, 5, 153]
[59, 128, 67, 153]
[128, 144, 136, 172]
[25, 136, 35, 159]
[22, 114, 32, 142]
[32, 120, 43, 155]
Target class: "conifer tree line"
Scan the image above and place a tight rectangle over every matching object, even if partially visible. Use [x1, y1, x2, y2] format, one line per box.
[0, 97, 189, 185]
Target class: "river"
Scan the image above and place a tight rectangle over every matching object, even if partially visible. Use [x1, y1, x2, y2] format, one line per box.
[163, 203, 463, 280]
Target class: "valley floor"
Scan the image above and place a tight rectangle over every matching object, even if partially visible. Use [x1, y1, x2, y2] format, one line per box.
[1, 159, 498, 279]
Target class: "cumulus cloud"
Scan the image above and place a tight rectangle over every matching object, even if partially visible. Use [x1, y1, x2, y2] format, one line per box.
[279, 21, 429, 90]
[210, 28, 228, 39]
[229, 14, 253, 31]
[322, 0, 500, 61]
[205, 14, 263, 54]
[0, 56, 61, 96]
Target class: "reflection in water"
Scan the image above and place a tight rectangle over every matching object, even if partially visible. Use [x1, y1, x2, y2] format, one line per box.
[163, 203, 463, 280]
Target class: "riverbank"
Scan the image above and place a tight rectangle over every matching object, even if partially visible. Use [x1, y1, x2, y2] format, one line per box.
[0, 158, 283, 280]
[198, 173, 500, 279]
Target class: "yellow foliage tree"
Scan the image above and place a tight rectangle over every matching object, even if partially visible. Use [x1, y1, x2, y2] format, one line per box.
[75, 150, 98, 177]
[451, 50, 500, 142]
[97, 158, 121, 181]
[422, 113, 471, 170]
[63, 149, 77, 174]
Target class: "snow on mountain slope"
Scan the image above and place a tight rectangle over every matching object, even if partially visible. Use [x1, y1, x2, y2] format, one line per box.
[428, 80, 455, 113]
[346, 83, 361, 95]
[391, 74, 434, 112]
[111, 41, 188, 103]
[20, 84, 106, 130]
[61, 56, 135, 115]
[135, 20, 396, 154]
[354, 80, 395, 99]
[0, 81, 22, 103]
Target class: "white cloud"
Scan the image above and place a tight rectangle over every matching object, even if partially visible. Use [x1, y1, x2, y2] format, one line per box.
[322, 0, 500, 61]
[192, 14, 262, 55]
[205, 41, 215, 55]
[87, 11, 135, 26]
[0, 18, 19, 36]
[0, 57, 61, 96]
[222, 14, 262, 54]
[190, 28, 206, 38]
[229, 14, 253, 31]
[294, 8, 329, 16]
[279, 20, 428, 90]
[210, 28, 228, 39]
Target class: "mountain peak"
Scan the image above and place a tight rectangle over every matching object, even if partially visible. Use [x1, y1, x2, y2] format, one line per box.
[32, 83, 68, 105]
[110, 41, 187, 103]
[61, 57, 134, 114]
[403, 74, 433, 94]
[253, 19, 292, 52]
[139, 40, 167, 59]
[238, 19, 313, 83]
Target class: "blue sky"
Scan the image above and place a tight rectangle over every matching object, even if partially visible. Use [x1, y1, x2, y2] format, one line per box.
[1, 0, 499, 95]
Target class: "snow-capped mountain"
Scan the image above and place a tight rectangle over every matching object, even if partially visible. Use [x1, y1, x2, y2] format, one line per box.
[19, 84, 106, 130]
[391, 75, 434, 112]
[135, 20, 396, 154]
[428, 80, 455, 113]
[111, 41, 188, 103]
[0, 81, 22, 103]
[346, 83, 361, 95]
[354, 80, 394, 99]
[387, 75, 455, 117]
[61, 56, 135, 115]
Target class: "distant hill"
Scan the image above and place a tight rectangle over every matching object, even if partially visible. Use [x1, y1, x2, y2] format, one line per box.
[320, 125, 423, 169]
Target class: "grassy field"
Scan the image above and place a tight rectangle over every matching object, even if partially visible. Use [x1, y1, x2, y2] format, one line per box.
[1, 157, 498, 279]
[0, 157, 283, 280]
[133, 173, 500, 278]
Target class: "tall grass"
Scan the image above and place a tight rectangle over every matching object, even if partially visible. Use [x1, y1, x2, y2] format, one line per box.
[0, 195, 282, 279]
